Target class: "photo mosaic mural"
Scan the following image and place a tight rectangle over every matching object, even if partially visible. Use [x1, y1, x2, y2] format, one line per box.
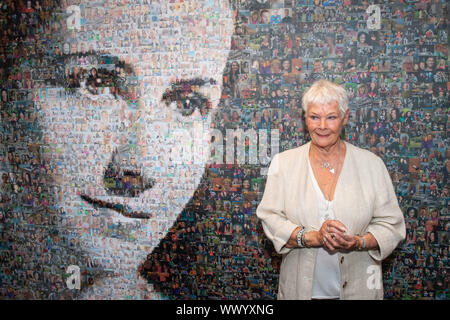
[0, 0, 448, 300]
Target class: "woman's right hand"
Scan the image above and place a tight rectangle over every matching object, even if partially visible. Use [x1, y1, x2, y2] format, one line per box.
[285, 226, 302, 248]
[286, 228, 323, 249]
[303, 230, 322, 248]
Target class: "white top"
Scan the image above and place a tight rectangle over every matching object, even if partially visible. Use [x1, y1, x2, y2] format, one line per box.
[307, 156, 341, 299]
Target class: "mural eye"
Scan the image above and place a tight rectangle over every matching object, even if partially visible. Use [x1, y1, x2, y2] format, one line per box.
[162, 81, 209, 117]
[179, 92, 208, 117]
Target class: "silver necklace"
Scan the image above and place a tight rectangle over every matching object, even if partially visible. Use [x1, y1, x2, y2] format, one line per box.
[310, 153, 341, 202]
[320, 161, 336, 174]
[312, 142, 342, 175]
[310, 142, 345, 203]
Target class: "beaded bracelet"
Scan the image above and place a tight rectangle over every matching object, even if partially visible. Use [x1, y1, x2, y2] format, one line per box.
[301, 230, 308, 248]
[296, 228, 305, 248]
[358, 235, 366, 250]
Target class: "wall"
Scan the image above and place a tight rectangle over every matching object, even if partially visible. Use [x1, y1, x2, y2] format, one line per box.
[0, 0, 448, 300]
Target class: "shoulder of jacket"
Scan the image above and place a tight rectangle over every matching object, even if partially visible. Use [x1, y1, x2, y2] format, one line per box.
[275, 143, 308, 162]
[346, 142, 384, 166]
[268, 144, 307, 176]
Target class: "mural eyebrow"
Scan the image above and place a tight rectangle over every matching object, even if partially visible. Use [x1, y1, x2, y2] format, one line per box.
[61, 53, 136, 74]
[61, 52, 138, 98]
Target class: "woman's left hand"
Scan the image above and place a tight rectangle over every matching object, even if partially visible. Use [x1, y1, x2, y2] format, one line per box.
[332, 233, 361, 252]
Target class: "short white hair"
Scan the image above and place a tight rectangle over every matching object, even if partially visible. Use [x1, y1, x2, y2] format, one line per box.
[302, 79, 349, 116]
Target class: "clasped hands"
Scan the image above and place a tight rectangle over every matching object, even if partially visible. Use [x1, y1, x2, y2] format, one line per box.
[286, 220, 362, 253]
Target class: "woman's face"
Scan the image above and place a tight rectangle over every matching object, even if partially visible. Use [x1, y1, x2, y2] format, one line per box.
[261, 11, 270, 24]
[401, 135, 408, 146]
[426, 57, 435, 69]
[313, 61, 322, 72]
[33, 0, 233, 291]
[359, 33, 366, 44]
[392, 85, 399, 94]
[391, 109, 397, 119]
[271, 62, 281, 73]
[305, 100, 349, 149]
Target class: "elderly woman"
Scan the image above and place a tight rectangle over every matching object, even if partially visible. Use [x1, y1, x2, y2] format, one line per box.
[256, 79, 405, 300]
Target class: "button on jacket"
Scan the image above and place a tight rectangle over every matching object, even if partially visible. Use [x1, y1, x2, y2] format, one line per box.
[256, 141, 406, 300]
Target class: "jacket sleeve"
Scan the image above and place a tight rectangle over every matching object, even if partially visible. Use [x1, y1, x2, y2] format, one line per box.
[366, 156, 406, 261]
[256, 153, 299, 254]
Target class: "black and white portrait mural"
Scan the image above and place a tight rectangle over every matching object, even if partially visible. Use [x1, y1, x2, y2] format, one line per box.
[0, 0, 448, 300]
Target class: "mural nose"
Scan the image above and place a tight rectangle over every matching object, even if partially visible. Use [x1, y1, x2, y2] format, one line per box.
[103, 145, 155, 197]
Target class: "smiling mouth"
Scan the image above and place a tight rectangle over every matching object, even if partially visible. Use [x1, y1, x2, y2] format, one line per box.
[317, 133, 330, 137]
[80, 194, 154, 219]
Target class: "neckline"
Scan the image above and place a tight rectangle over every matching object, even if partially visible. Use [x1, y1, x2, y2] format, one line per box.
[307, 156, 333, 203]
[307, 141, 348, 202]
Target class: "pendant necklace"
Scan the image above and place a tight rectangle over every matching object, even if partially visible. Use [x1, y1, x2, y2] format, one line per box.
[312, 141, 342, 175]
[310, 141, 343, 207]
[320, 160, 336, 174]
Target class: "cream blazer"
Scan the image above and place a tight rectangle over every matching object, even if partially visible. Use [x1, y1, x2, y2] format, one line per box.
[256, 141, 406, 300]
